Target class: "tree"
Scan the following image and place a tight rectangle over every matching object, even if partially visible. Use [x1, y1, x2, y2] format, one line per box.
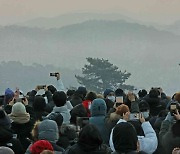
[75, 57, 134, 93]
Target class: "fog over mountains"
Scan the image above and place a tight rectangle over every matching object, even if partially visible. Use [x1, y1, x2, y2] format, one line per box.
[0, 13, 180, 95]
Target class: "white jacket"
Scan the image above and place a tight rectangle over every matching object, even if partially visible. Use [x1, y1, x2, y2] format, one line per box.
[109, 119, 158, 154]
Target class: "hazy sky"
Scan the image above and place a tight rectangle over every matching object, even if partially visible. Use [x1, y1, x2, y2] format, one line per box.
[0, 0, 180, 25]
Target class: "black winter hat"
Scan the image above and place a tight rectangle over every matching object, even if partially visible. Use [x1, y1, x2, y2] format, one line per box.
[139, 100, 150, 111]
[113, 122, 138, 153]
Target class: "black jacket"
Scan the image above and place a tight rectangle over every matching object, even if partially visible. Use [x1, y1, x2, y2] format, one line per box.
[0, 126, 24, 154]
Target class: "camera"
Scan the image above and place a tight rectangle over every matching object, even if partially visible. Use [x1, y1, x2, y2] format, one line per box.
[50, 72, 59, 77]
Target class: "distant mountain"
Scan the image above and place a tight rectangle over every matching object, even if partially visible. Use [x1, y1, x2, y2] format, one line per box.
[17, 13, 138, 29]
[165, 20, 180, 35]
[1, 20, 180, 94]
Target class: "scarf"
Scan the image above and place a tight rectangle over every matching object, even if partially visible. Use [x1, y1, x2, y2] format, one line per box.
[9, 113, 30, 124]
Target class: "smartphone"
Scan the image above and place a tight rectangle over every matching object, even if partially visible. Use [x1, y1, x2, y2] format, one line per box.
[170, 103, 177, 116]
[50, 72, 59, 77]
[129, 113, 139, 120]
[116, 96, 123, 103]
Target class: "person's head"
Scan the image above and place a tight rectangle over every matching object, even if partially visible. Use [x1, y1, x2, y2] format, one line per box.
[115, 104, 129, 116]
[174, 92, 180, 103]
[0, 146, 14, 154]
[90, 98, 107, 116]
[9, 102, 30, 124]
[47, 85, 57, 95]
[138, 89, 147, 98]
[53, 91, 67, 107]
[115, 88, 124, 97]
[78, 124, 103, 151]
[139, 100, 150, 112]
[4, 88, 14, 104]
[85, 91, 97, 101]
[103, 88, 115, 98]
[112, 122, 138, 153]
[30, 140, 54, 154]
[149, 88, 160, 98]
[76, 86, 87, 99]
[70, 104, 87, 124]
[33, 95, 46, 112]
[66, 89, 75, 97]
[38, 119, 59, 143]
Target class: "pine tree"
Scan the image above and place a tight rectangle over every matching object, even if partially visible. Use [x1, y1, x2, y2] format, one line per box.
[75, 57, 134, 93]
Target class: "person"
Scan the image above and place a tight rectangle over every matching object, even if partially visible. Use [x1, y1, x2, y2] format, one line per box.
[106, 104, 130, 136]
[29, 140, 54, 154]
[32, 95, 48, 121]
[109, 112, 158, 154]
[82, 91, 97, 117]
[111, 122, 146, 154]
[25, 119, 64, 153]
[89, 98, 109, 144]
[46, 91, 71, 124]
[8, 99, 35, 150]
[159, 110, 180, 154]
[0, 109, 24, 154]
[0, 146, 15, 154]
[64, 124, 110, 154]
[103, 88, 115, 113]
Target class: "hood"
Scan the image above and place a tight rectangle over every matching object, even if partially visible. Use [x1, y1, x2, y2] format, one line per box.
[90, 99, 107, 116]
[38, 119, 59, 143]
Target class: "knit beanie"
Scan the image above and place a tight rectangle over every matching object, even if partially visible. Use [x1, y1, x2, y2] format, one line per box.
[30, 140, 53, 154]
[38, 120, 59, 143]
[4, 88, 14, 103]
[0, 109, 11, 128]
[115, 104, 129, 116]
[11, 102, 26, 114]
[103, 89, 114, 98]
[113, 122, 138, 153]
[139, 100, 150, 112]
[0, 146, 14, 154]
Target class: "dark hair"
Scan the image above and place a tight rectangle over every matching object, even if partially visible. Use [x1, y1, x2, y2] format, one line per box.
[115, 88, 124, 96]
[66, 90, 75, 97]
[78, 124, 103, 151]
[53, 91, 67, 107]
[85, 92, 97, 101]
[149, 89, 160, 98]
[113, 122, 138, 153]
[138, 89, 147, 98]
[33, 95, 46, 111]
[47, 85, 57, 94]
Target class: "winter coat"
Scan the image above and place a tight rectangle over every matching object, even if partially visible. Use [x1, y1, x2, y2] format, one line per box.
[0, 126, 24, 154]
[47, 105, 71, 124]
[159, 120, 180, 154]
[110, 119, 158, 154]
[89, 99, 109, 144]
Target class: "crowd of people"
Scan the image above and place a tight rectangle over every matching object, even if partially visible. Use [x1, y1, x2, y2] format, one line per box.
[0, 73, 179, 154]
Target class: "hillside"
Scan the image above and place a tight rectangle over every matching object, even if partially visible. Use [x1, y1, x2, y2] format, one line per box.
[0, 20, 180, 94]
